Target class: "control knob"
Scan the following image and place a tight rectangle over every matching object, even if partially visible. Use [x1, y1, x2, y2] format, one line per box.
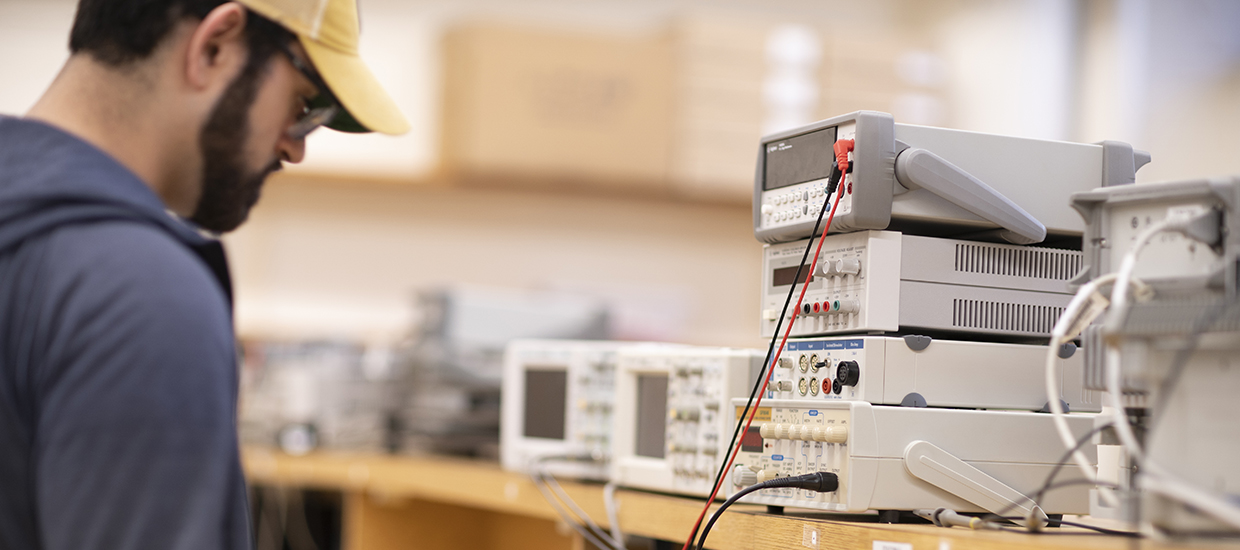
[759, 423, 777, 438]
[733, 465, 758, 487]
[776, 424, 795, 440]
[812, 425, 849, 444]
[835, 258, 862, 276]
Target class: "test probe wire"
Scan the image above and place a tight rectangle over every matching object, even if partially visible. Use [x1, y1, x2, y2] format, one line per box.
[1044, 273, 1133, 508]
[532, 468, 623, 550]
[681, 140, 853, 550]
[529, 455, 625, 550]
[979, 422, 1135, 535]
[684, 170, 835, 546]
[695, 472, 838, 550]
[543, 469, 624, 548]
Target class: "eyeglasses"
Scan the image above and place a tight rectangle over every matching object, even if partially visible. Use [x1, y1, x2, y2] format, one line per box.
[278, 44, 340, 141]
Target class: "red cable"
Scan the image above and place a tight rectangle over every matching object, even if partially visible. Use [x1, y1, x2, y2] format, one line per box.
[680, 173, 847, 550]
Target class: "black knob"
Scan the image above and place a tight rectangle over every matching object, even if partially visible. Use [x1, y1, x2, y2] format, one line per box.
[836, 361, 860, 386]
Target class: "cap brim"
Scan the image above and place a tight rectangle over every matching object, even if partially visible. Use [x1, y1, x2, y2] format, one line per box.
[299, 36, 410, 136]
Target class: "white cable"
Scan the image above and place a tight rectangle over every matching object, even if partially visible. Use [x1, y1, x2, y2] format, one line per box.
[603, 482, 624, 546]
[1108, 219, 1177, 334]
[1045, 273, 1121, 507]
[531, 470, 619, 550]
[528, 457, 625, 550]
[1102, 220, 1176, 469]
[543, 470, 624, 549]
[1102, 216, 1240, 532]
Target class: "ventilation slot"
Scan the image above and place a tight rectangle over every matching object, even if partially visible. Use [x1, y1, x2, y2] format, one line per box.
[954, 244, 1082, 280]
[951, 299, 1063, 335]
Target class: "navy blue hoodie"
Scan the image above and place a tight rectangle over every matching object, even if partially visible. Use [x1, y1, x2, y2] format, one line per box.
[0, 117, 250, 550]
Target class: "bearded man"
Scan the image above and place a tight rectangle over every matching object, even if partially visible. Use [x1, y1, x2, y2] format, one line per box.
[0, 1, 407, 548]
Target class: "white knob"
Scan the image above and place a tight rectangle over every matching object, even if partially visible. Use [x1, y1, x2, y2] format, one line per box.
[813, 425, 849, 443]
[819, 261, 835, 276]
[759, 422, 776, 438]
[836, 258, 861, 276]
[838, 299, 860, 314]
[796, 425, 814, 441]
[762, 309, 778, 320]
[733, 466, 758, 487]
[775, 380, 793, 392]
[776, 424, 794, 440]
[762, 204, 774, 215]
[757, 469, 779, 483]
[784, 425, 801, 440]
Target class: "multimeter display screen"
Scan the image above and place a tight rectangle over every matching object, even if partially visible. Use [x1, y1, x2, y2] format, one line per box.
[763, 126, 838, 191]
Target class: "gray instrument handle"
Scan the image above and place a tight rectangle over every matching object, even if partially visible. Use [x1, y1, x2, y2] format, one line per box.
[894, 147, 1047, 244]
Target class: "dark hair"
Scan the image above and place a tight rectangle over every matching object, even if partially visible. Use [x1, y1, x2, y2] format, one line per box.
[69, 0, 294, 67]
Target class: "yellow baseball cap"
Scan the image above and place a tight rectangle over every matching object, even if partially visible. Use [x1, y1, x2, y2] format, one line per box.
[235, 0, 410, 136]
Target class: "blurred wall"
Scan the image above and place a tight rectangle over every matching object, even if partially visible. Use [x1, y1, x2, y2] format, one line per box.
[2, 0, 1239, 347]
[225, 178, 763, 347]
[1076, 0, 1240, 182]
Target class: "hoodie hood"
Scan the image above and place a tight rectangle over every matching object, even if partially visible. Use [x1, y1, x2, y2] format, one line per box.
[0, 116, 232, 303]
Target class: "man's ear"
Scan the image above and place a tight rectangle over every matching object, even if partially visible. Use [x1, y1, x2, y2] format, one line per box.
[184, 2, 249, 90]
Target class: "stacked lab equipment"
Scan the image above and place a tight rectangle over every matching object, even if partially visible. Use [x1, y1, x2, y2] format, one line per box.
[734, 111, 1150, 521]
[1071, 178, 1240, 537]
[395, 286, 611, 457]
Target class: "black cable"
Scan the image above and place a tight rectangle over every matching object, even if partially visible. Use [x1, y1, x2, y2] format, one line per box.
[688, 162, 842, 547]
[981, 480, 1126, 532]
[1032, 423, 1114, 505]
[531, 455, 619, 548]
[531, 470, 617, 550]
[696, 472, 838, 550]
[1061, 520, 1135, 537]
[978, 423, 1113, 523]
[991, 515, 1139, 537]
[966, 423, 1146, 539]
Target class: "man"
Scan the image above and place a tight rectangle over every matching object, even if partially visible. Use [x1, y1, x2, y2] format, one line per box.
[0, 0, 407, 548]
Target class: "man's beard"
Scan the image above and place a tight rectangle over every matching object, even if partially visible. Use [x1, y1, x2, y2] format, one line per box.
[191, 61, 281, 234]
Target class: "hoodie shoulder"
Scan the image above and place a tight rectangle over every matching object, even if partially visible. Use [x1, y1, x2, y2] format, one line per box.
[13, 219, 234, 392]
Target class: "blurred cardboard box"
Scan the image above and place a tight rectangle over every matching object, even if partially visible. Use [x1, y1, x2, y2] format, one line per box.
[439, 19, 945, 204]
[666, 16, 767, 203]
[440, 23, 674, 192]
